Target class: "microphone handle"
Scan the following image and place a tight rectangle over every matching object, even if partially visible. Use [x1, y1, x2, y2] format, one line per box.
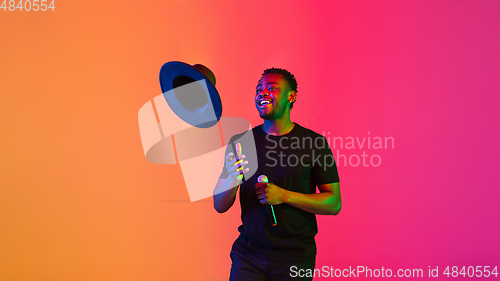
[257, 175, 277, 226]
[269, 205, 277, 226]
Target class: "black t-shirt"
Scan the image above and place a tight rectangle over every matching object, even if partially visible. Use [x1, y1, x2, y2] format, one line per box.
[219, 123, 340, 263]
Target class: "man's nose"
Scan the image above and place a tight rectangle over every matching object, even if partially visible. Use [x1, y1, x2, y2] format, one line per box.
[258, 92, 270, 99]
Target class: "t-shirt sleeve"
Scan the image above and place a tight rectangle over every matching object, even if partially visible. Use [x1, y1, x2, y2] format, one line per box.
[311, 136, 340, 185]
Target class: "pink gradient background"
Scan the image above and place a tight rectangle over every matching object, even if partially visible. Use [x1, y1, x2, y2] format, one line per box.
[1, 0, 499, 280]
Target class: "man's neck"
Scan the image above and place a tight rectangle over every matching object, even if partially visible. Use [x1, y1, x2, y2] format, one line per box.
[262, 117, 295, 136]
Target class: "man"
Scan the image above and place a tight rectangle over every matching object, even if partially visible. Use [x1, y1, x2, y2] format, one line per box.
[213, 68, 341, 281]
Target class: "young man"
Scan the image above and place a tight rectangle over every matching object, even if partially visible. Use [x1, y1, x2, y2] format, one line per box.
[214, 68, 341, 281]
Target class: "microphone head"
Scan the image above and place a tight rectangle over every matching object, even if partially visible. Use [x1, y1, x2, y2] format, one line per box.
[257, 175, 268, 183]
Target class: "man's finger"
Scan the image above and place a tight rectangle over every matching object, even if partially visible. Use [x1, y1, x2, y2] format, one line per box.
[255, 187, 267, 194]
[229, 158, 245, 169]
[255, 183, 267, 189]
[229, 164, 243, 173]
[236, 143, 242, 156]
[225, 152, 233, 162]
[228, 155, 245, 167]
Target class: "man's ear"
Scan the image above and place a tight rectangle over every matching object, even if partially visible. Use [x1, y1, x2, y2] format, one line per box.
[288, 90, 297, 103]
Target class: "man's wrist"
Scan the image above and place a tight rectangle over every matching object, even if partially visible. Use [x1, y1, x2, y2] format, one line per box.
[281, 189, 292, 204]
[225, 177, 241, 189]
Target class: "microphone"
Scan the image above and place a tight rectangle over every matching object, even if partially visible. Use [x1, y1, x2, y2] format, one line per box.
[257, 175, 277, 226]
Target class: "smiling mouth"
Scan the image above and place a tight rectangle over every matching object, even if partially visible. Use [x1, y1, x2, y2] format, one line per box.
[259, 100, 272, 106]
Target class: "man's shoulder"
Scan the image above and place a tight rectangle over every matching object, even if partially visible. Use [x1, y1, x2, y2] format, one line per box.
[293, 123, 326, 139]
[225, 124, 262, 144]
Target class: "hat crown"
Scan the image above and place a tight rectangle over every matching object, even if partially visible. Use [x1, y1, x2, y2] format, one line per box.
[193, 64, 216, 86]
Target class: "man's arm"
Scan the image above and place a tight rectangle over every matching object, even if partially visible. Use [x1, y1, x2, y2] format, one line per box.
[213, 143, 249, 213]
[256, 182, 342, 215]
[213, 178, 240, 213]
[286, 182, 341, 215]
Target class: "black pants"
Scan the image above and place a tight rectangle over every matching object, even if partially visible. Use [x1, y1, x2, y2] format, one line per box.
[229, 250, 316, 281]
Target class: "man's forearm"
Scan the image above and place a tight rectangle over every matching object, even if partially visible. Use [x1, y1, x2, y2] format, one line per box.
[213, 178, 240, 213]
[283, 190, 341, 215]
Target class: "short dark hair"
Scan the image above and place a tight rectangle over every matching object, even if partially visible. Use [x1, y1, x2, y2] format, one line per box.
[262, 67, 298, 109]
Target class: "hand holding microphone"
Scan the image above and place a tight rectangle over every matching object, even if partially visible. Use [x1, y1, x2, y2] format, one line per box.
[256, 175, 278, 226]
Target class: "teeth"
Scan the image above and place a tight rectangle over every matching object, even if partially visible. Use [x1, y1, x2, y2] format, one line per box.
[260, 100, 271, 105]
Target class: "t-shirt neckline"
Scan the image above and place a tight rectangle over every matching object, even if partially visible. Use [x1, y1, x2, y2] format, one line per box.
[259, 122, 299, 137]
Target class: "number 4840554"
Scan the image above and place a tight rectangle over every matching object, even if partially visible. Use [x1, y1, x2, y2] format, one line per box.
[443, 266, 498, 278]
[1, 0, 55, 11]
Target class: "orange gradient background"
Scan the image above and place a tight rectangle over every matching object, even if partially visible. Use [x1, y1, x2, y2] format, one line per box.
[1, 1, 499, 280]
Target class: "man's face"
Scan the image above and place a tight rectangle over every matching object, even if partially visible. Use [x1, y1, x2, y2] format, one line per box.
[255, 73, 292, 120]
